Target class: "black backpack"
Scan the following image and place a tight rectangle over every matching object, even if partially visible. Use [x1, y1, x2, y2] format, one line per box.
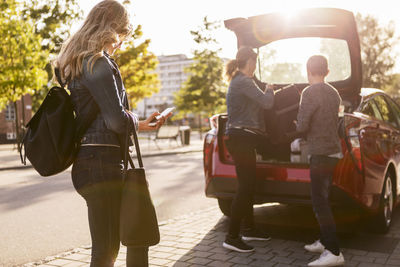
[21, 69, 98, 176]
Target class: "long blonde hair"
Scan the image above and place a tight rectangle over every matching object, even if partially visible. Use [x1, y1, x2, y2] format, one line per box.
[55, 0, 132, 82]
[225, 46, 257, 81]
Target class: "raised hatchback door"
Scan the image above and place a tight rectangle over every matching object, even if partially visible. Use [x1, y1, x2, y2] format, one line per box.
[224, 8, 362, 98]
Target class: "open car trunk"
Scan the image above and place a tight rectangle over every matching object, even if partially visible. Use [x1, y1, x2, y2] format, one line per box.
[224, 8, 362, 101]
[220, 8, 362, 165]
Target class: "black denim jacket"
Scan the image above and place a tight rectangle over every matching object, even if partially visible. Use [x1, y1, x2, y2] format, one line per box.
[68, 52, 138, 146]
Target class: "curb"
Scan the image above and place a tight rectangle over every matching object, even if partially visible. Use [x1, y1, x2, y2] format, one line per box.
[0, 149, 203, 172]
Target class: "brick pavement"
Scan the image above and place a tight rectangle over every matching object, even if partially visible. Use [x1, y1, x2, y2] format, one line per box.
[23, 205, 400, 267]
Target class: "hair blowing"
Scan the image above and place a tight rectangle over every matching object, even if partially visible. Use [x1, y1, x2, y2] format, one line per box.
[54, 0, 132, 82]
[225, 46, 257, 81]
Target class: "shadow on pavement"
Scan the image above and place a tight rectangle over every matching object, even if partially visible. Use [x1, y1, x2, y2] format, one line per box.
[171, 204, 400, 266]
[0, 170, 75, 211]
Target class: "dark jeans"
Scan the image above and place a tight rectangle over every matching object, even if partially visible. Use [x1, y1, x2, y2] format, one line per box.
[225, 131, 262, 237]
[72, 146, 148, 267]
[309, 155, 340, 255]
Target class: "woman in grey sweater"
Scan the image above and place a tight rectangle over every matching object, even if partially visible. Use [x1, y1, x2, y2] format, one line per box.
[223, 46, 275, 253]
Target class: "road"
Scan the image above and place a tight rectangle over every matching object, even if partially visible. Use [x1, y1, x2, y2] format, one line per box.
[0, 152, 214, 266]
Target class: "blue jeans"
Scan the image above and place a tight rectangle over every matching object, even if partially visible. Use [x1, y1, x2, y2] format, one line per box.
[309, 155, 340, 255]
[72, 146, 148, 267]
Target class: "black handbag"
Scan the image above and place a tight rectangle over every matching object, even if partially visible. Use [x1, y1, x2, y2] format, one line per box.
[120, 125, 160, 247]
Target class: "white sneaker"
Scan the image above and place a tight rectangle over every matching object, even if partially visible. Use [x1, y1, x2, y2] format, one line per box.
[308, 250, 345, 266]
[304, 240, 325, 253]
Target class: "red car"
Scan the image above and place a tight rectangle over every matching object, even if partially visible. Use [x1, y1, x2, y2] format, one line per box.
[203, 8, 400, 233]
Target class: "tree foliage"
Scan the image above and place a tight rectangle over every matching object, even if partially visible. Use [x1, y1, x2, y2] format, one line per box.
[0, 0, 48, 108]
[22, 0, 82, 54]
[22, 0, 82, 112]
[175, 17, 227, 117]
[114, 25, 160, 108]
[257, 46, 305, 83]
[356, 13, 399, 90]
[0, 0, 48, 149]
[320, 38, 351, 81]
[385, 73, 400, 96]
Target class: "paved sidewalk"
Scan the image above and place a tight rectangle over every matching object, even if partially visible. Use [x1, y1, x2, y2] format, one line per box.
[23, 204, 400, 267]
[0, 131, 204, 171]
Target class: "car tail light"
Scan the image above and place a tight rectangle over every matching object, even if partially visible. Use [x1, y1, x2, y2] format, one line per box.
[203, 133, 216, 176]
[205, 134, 215, 145]
[209, 114, 218, 130]
[346, 127, 363, 173]
[348, 128, 360, 148]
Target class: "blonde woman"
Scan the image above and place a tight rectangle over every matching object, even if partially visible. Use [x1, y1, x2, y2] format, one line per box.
[55, 1, 165, 266]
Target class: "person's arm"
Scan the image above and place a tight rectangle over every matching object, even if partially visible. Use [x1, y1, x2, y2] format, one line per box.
[252, 75, 267, 92]
[241, 77, 274, 109]
[296, 87, 318, 133]
[126, 109, 139, 132]
[81, 58, 131, 134]
[126, 110, 172, 132]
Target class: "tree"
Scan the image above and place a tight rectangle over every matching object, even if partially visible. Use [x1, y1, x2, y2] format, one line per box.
[257, 47, 305, 83]
[114, 25, 160, 109]
[356, 13, 399, 89]
[22, 0, 82, 54]
[0, 0, 48, 150]
[22, 0, 83, 112]
[320, 38, 351, 81]
[384, 73, 400, 96]
[175, 17, 227, 138]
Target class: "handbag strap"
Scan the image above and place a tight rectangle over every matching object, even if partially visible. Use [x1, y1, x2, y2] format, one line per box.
[123, 120, 143, 172]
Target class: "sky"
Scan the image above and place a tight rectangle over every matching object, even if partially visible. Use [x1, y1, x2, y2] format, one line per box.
[75, 0, 400, 61]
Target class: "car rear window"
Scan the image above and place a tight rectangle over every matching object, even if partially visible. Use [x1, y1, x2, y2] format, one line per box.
[255, 37, 351, 84]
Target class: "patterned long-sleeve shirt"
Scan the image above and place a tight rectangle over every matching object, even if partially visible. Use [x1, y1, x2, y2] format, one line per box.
[296, 82, 342, 155]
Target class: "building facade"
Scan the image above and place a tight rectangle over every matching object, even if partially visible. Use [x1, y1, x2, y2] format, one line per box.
[0, 95, 32, 144]
[133, 54, 193, 119]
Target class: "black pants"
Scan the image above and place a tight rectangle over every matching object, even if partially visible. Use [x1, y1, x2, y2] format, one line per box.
[225, 132, 261, 237]
[72, 146, 148, 267]
[310, 155, 340, 255]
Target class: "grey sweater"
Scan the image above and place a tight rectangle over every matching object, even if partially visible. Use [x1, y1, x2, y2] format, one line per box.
[226, 72, 274, 133]
[296, 82, 342, 155]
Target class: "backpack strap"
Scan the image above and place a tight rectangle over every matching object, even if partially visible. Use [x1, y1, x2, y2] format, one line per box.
[53, 68, 99, 149]
[54, 68, 66, 88]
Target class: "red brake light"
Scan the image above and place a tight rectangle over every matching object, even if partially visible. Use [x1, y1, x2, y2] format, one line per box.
[209, 115, 218, 130]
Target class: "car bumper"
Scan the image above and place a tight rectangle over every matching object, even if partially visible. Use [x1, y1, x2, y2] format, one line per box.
[206, 176, 360, 208]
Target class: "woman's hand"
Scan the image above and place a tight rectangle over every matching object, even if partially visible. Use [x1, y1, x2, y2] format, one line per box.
[266, 84, 278, 91]
[138, 111, 172, 132]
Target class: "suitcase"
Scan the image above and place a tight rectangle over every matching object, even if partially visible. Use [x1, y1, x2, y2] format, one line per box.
[264, 84, 301, 145]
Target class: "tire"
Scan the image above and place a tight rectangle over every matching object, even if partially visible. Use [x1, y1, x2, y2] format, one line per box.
[375, 172, 395, 233]
[218, 198, 232, 217]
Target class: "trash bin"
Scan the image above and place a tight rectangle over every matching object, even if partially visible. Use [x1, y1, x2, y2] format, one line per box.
[179, 126, 191, 145]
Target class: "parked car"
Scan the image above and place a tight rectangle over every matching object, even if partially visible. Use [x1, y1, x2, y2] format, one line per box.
[203, 8, 400, 233]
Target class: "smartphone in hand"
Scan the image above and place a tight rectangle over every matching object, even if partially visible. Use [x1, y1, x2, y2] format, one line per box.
[149, 107, 175, 126]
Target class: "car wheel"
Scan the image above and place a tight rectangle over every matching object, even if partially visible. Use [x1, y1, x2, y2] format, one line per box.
[376, 172, 395, 233]
[217, 198, 232, 217]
